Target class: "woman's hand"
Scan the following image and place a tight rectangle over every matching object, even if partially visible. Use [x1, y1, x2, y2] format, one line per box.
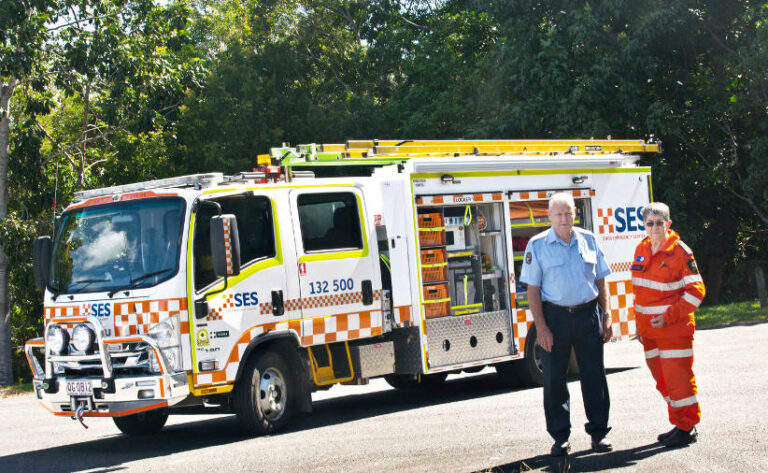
[650, 315, 667, 328]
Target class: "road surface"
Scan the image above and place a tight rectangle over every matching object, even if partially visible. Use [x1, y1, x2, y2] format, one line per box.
[1, 323, 766, 472]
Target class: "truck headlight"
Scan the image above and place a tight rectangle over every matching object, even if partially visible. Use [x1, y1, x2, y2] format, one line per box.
[148, 316, 181, 372]
[147, 317, 178, 349]
[46, 326, 69, 355]
[71, 324, 96, 353]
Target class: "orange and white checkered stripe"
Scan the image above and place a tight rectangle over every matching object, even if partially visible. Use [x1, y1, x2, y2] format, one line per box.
[509, 188, 596, 201]
[194, 308, 385, 387]
[416, 192, 502, 206]
[44, 298, 189, 337]
[241, 290, 383, 316]
[395, 305, 412, 326]
[513, 308, 536, 354]
[301, 310, 383, 345]
[44, 305, 81, 332]
[195, 319, 302, 387]
[113, 298, 188, 336]
[222, 217, 234, 274]
[44, 305, 81, 322]
[610, 261, 632, 273]
[513, 278, 636, 354]
[597, 208, 615, 234]
[607, 279, 635, 340]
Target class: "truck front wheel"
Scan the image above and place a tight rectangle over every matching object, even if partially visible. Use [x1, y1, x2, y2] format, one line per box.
[232, 351, 295, 435]
[113, 409, 168, 435]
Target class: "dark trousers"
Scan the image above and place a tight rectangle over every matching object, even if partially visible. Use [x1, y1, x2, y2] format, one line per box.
[541, 302, 611, 442]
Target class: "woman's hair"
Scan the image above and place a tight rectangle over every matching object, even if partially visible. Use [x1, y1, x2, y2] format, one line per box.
[641, 202, 670, 221]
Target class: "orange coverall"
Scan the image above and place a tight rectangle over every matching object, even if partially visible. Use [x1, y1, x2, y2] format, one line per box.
[631, 230, 705, 431]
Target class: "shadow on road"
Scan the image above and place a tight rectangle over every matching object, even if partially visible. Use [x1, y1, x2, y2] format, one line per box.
[0, 367, 638, 472]
[479, 441, 669, 472]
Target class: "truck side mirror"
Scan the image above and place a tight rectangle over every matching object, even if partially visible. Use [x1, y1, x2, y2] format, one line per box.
[210, 215, 241, 277]
[33, 236, 52, 289]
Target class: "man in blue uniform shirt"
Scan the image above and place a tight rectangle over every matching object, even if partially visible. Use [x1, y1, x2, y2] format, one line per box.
[520, 192, 613, 457]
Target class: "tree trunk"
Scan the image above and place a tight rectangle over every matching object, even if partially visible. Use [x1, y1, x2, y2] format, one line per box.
[0, 79, 17, 386]
[756, 266, 767, 310]
[80, 82, 90, 188]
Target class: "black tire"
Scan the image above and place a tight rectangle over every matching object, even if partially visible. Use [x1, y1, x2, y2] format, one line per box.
[232, 351, 295, 435]
[495, 325, 544, 387]
[384, 372, 448, 390]
[113, 409, 168, 435]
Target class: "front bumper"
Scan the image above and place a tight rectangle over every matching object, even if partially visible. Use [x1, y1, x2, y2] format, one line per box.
[26, 315, 189, 417]
[30, 372, 189, 417]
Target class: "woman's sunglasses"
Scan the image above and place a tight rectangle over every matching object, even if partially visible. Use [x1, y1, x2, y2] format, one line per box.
[644, 220, 667, 227]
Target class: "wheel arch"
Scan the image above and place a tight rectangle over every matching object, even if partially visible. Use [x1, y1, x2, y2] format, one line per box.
[233, 331, 312, 414]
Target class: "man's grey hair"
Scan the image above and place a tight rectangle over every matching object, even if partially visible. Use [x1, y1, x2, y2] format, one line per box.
[548, 192, 575, 211]
[641, 202, 671, 221]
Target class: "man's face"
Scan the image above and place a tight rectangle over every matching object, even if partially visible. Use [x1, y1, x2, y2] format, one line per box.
[548, 201, 575, 237]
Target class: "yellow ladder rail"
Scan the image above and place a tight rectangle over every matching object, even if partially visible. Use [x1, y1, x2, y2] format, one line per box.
[338, 139, 659, 157]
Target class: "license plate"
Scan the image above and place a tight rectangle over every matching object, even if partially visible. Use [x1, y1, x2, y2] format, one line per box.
[66, 380, 93, 397]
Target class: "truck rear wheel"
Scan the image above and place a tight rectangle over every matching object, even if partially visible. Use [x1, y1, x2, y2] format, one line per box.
[113, 409, 168, 435]
[232, 351, 295, 435]
[384, 372, 448, 390]
[495, 325, 544, 387]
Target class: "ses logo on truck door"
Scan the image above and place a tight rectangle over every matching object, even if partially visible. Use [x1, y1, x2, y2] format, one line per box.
[597, 207, 646, 238]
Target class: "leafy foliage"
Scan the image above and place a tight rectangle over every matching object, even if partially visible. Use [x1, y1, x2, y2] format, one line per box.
[2, 0, 767, 382]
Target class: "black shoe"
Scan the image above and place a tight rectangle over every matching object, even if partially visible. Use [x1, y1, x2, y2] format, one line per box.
[661, 427, 698, 448]
[591, 436, 613, 452]
[551, 440, 571, 457]
[657, 427, 677, 443]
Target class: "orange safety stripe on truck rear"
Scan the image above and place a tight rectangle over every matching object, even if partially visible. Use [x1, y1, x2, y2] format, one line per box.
[417, 192, 502, 206]
[514, 278, 637, 353]
[509, 189, 595, 201]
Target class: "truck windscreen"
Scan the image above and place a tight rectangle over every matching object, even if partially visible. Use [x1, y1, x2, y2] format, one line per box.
[49, 197, 186, 295]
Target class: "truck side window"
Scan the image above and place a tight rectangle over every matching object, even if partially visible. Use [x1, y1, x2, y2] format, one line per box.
[297, 192, 363, 252]
[194, 194, 276, 291]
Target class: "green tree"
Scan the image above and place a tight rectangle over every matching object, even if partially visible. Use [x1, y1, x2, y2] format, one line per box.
[1, 0, 202, 384]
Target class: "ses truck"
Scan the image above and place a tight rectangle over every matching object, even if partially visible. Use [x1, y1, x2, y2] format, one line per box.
[26, 139, 659, 435]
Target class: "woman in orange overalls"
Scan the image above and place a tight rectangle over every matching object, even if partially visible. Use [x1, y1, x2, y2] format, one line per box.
[631, 202, 705, 447]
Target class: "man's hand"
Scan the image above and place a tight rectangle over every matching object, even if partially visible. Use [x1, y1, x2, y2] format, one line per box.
[650, 315, 667, 328]
[602, 317, 613, 343]
[537, 324, 554, 352]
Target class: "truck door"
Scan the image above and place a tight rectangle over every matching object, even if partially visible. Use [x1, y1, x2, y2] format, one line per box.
[289, 188, 383, 345]
[189, 192, 290, 389]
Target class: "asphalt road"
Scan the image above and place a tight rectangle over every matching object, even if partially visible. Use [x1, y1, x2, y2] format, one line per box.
[2, 323, 767, 473]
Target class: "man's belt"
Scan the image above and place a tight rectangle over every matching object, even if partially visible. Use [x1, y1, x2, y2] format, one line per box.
[543, 299, 598, 313]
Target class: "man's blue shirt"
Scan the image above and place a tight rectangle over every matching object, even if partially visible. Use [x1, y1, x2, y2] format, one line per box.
[519, 227, 611, 306]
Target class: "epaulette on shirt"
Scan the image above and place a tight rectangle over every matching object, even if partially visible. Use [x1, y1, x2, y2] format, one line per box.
[528, 230, 549, 244]
[677, 240, 694, 255]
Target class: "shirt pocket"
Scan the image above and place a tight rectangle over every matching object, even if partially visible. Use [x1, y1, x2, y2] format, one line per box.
[582, 250, 597, 279]
[541, 256, 564, 271]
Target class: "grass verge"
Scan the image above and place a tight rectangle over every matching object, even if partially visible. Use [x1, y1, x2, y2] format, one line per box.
[696, 300, 767, 328]
[0, 382, 33, 398]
